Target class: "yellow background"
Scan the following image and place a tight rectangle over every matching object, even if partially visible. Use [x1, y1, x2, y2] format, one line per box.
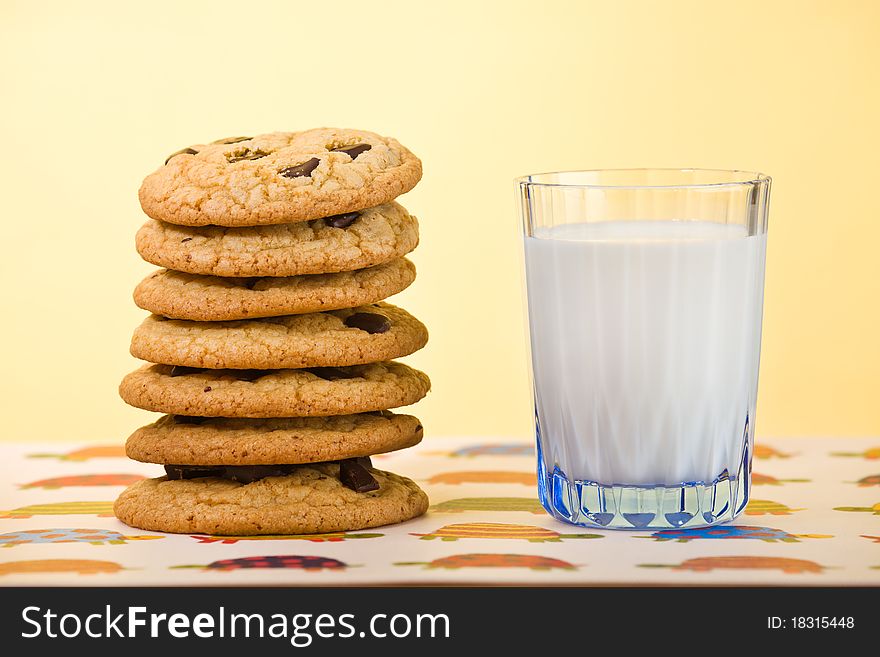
[1, 0, 877, 443]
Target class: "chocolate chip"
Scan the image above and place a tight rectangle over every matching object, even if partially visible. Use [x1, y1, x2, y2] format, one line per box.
[180, 237, 193, 243]
[164, 147, 198, 165]
[415, 424, 423, 433]
[168, 366, 201, 377]
[344, 312, 391, 334]
[203, 386, 212, 392]
[164, 465, 224, 480]
[324, 211, 361, 229]
[226, 148, 269, 163]
[222, 465, 293, 484]
[235, 370, 269, 382]
[279, 158, 320, 178]
[212, 136, 252, 145]
[339, 458, 379, 492]
[331, 143, 372, 159]
[241, 278, 261, 290]
[306, 367, 355, 381]
[172, 415, 207, 425]
[165, 464, 301, 484]
[166, 460, 381, 489]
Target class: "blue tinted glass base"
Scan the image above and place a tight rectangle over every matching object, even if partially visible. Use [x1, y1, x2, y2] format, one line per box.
[536, 435, 751, 530]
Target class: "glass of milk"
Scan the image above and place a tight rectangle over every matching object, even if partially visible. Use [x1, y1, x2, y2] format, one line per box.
[517, 169, 771, 529]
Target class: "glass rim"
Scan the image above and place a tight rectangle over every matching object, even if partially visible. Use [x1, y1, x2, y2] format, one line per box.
[515, 167, 771, 190]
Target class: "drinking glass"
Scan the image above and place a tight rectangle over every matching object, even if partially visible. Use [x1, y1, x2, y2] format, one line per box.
[517, 169, 771, 529]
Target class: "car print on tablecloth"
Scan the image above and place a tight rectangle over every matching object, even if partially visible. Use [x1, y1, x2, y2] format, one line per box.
[753, 444, 795, 459]
[853, 475, 880, 487]
[752, 473, 810, 486]
[638, 525, 832, 543]
[640, 556, 828, 574]
[189, 532, 383, 544]
[831, 447, 880, 460]
[27, 445, 126, 461]
[412, 522, 603, 542]
[20, 474, 145, 489]
[744, 499, 804, 516]
[172, 556, 350, 572]
[0, 501, 116, 519]
[834, 502, 880, 515]
[0, 559, 127, 576]
[426, 471, 537, 486]
[396, 554, 578, 571]
[0, 529, 162, 547]
[430, 498, 545, 514]
[430, 444, 534, 458]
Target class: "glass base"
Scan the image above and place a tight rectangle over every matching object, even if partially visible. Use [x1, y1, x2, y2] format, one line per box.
[536, 438, 750, 530]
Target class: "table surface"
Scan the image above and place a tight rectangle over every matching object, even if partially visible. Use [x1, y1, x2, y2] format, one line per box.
[0, 436, 878, 586]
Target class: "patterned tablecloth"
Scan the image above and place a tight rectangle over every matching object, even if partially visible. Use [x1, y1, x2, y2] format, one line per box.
[0, 437, 877, 586]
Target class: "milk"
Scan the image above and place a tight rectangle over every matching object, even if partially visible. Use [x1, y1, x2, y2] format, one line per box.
[524, 220, 766, 486]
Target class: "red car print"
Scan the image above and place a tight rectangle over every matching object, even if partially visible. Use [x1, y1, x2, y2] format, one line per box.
[173, 555, 350, 572]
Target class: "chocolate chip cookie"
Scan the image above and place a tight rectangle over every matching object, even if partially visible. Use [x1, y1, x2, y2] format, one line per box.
[139, 128, 422, 227]
[119, 362, 431, 418]
[118, 126, 431, 537]
[133, 258, 416, 321]
[130, 302, 428, 369]
[126, 412, 423, 465]
[135, 202, 419, 277]
[114, 463, 429, 534]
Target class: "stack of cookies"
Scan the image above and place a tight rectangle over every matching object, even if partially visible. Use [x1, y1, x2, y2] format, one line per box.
[114, 128, 431, 536]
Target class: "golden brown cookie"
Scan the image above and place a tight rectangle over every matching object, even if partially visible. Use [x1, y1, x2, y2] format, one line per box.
[119, 362, 431, 418]
[139, 128, 422, 227]
[135, 202, 419, 277]
[126, 412, 423, 465]
[129, 302, 428, 369]
[114, 464, 429, 534]
[133, 259, 416, 321]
